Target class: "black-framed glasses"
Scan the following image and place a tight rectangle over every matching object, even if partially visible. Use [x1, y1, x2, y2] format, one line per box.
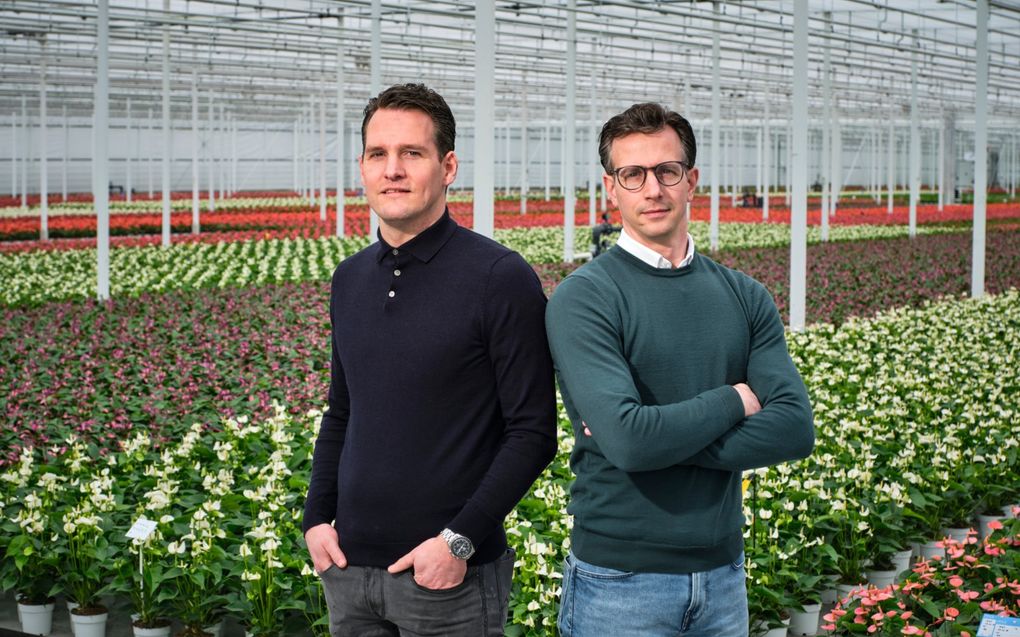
[612, 161, 690, 191]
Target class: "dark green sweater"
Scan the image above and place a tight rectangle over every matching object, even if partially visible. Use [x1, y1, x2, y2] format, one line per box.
[545, 246, 814, 573]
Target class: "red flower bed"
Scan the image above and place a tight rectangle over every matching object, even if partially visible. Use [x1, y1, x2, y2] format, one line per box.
[2, 192, 1018, 249]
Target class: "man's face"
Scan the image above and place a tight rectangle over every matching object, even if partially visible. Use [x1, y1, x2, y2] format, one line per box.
[603, 127, 699, 250]
[359, 108, 457, 228]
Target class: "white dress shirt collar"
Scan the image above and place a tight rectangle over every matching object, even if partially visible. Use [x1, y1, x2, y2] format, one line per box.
[616, 228, 696, 269]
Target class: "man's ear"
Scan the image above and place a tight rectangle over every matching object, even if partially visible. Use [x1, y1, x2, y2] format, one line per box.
[686, 167, 700, 200]
[603, 172, 617, 208]
[442, 151, 458, 187]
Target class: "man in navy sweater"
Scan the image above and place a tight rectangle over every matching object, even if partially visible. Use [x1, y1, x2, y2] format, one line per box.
[302, 83, 557, 636]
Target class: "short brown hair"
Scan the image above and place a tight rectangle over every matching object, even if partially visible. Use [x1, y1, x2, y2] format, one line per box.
[361, 83, 456, 157]
[598, 103, 696, 173]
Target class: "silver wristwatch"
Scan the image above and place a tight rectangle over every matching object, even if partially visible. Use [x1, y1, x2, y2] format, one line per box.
[440, 528, 475, 560]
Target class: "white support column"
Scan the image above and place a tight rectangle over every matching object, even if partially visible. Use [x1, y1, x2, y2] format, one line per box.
[544, 107, 551, 201]
[790, 0, 808, 331]
[292, 117, 298, 195]
[504, 124, 511, 197]
[909, 30, 919, 238]
[125, 98, 133, 203]
[96, 0, 110, 300]
[601, 80, 607, 213]
[938, 121, 945, 211]
[588, 53, 597, 225]
[868, 128, 874, 201]
[39, 39, 49, 240]
[207, 95, 215, 212]
[821, 13, 831, 241]
[191, 72, 199, 234]
[231, 114, 237, 196]
[319, 89, 327, 221]
[306, 108, 313, 201]
[755, 127, 762, 201]
[1011, 133, 1016, 198]
[563, 0, 576, 262]
[873, 128, 880, 202]
[161, 0, 171, 248]
[732, 127, 739, 206]
[473, 0, 495, 239]
[520, 86, 529, 216]
[830, 107, 841, 217]
[785, 122, 792, 207]
[369, 0, 381, 240]
[61, 105, 67, 201]
[146, 108, 153, 199]
[350, 121, 359, 191]
[20, 97, 27, 209]
[710, 1, 721, 251]
[9, 112, 15, 198]
[763, 97, 770, 221]
[336, 14, 345, 237]
[972, 0, 988, 298]
[222, 105, 230, 202]
[887, 117, 894, 213]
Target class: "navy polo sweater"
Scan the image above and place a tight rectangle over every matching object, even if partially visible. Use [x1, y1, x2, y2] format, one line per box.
[303, 211, 558, 567]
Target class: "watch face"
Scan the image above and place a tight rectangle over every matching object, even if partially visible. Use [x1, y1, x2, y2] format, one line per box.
[450, 536, 473, 559]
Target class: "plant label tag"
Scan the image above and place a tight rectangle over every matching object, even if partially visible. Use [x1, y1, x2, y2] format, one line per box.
[127, 516, 158, 541]
[978, 615, 1020, 637]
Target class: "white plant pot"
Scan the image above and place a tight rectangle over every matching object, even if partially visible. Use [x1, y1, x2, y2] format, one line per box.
[835, 582, 865, 605]
[941, 526, 971, 544]
[203, 620, 224, 637]
[67, 599, 80, 629]
[787, 602, 822, 636]
[892, 549, 913, 580]
[865, 568, 897, 590]
[70, 610, 108, 637]
[18, 600, 55, 636]
[977, 513, 1007, 540]
[133, 624, 172, 637]
[919, 540, 945, 561]
[754, 616, 792, 637]
[819, 573, 840, 605]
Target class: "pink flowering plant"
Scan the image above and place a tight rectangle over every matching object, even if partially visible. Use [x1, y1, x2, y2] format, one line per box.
[821, 516, 1020, 636]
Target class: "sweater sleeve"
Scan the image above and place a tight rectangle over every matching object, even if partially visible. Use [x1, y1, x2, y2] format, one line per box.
[545, 272, 746, 473]
[301, 271, 351, 534]
[685, 281, 815, 471]
[446, 252, 558, 544]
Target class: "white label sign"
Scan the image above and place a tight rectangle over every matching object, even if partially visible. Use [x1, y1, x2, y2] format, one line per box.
[978, 615, 1020, 637]
[126, 516, 158, 541]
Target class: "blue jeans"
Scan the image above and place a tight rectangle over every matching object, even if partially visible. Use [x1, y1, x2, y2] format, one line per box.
[558, 551, 749, 637]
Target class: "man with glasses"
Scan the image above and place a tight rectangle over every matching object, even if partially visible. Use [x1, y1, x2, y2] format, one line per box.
[545, 102, 814, 636]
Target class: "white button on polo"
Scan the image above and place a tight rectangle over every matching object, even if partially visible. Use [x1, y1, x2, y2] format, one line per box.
[394, 269, 401, 276]
[392, 249, 399, 256]
[388, 290, 395, 298]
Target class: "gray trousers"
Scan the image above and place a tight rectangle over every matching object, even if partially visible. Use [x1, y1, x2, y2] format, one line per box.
[320, 549, 515, 637]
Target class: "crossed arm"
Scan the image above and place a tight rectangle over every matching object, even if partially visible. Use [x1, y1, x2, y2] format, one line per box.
[546, 274, 814, 474]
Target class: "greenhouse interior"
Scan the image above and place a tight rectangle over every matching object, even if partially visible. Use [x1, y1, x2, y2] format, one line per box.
[1, 1, 1019, 636]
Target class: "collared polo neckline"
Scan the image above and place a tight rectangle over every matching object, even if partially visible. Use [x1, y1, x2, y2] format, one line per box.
[375, 209, 457, 263]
